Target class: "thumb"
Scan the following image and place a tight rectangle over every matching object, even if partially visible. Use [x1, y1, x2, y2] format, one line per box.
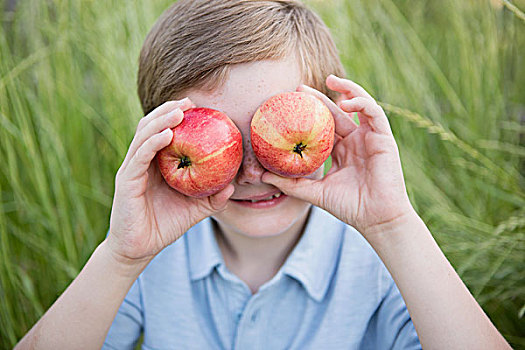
[206, 184, 235, 212]
[261, 172, 323, 207]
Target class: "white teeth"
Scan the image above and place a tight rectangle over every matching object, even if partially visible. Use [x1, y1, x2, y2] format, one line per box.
[248, 193, 282, 203]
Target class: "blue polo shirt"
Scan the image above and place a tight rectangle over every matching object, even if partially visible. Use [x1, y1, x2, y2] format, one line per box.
[103, 206, 421, 349]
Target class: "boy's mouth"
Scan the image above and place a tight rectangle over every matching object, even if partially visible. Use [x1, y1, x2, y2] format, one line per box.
[231, 192, 283, 203]
[230, 191, 287, 207]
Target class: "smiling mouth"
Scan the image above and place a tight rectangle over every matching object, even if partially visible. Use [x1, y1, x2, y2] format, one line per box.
[231, 192, 283, 203]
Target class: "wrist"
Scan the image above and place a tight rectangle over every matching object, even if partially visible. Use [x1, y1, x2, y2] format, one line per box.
[361, 208, 425, 252]
[98, 240, 154, 278]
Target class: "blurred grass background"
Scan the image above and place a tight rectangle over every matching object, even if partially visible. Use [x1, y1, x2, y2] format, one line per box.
[0, 0, 523, 348]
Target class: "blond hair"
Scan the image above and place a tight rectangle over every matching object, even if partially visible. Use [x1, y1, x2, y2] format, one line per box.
[138, 0, 345, 114]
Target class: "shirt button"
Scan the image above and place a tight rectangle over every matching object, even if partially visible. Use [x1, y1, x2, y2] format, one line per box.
[250, 310, 259, 322]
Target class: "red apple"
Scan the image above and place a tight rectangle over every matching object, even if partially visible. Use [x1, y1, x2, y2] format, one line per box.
[250, 92, 334, 177]
[157, 107, 243, 198]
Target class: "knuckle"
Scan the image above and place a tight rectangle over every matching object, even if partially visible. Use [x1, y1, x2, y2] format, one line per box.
[207, 200, 219, 213]
[130, 132, 145, 151]
[151, 131, 166, 146]
[146, 109, 178, 135]
[372, 102, 383, 114]
[160, 101, 181, 113]
[115, 168, 126, 185]
[135, 124, 156, 145]
[137, 116, 148, 131]
[152, 101, 175, 114]
[361, 98, 379, 111]
[142, 139, 159, 163]
[153, 113, 170, 128]
[135, 146, 148, 165]
[198, 199, 214, 214]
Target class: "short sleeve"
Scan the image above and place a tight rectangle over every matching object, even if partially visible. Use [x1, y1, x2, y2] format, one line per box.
[102, 278, 143, 350]
[360, 281, 421, 350]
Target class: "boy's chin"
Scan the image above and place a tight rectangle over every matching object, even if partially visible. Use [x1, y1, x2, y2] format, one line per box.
[228, 228, 291, 239]
[211, 201, 312, 239]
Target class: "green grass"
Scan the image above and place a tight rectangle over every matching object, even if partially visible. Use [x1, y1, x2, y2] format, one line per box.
[0, 0, 524, 348]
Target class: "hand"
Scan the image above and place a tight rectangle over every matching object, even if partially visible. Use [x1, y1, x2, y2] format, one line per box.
[107, 98, 234, 263]
[261, 75, 414, 238]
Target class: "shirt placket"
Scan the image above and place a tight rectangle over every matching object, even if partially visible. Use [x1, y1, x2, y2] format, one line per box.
[233, 292, 265, 350]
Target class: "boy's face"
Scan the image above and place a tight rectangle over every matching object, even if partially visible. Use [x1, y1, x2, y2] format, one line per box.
[187, 55, 324, 238]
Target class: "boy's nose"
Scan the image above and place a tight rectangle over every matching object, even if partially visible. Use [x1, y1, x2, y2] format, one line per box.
[235, 140, 266, 185]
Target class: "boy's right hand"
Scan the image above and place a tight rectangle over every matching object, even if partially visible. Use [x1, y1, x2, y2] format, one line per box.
[106, 98, 234, 264]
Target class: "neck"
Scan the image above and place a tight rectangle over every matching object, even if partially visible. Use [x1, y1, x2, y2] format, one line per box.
[213, 207, 311, 293]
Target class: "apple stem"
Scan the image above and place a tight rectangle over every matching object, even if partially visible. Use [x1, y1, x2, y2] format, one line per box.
[293, 142, 307, 158]
[177, 156, 192, 169]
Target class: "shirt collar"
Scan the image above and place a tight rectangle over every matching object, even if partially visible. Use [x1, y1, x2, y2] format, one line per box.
[187, 218, 223, 281]
[281, 206, 345, 302]
[186, 206, 346, 302]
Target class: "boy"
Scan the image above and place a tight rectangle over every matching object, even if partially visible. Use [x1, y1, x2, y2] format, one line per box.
[16, 0, 510, 349]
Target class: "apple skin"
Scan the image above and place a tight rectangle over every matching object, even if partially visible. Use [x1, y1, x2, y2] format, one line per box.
[250, 92, 335, 178]
[157, 107, 243, 198]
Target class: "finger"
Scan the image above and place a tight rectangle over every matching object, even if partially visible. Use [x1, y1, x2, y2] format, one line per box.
[204, 184, 235, 212]
[326, 75, 373, 100]
[340, 97, 392, 135]
[125, 128, 173, 181]
[121, 98, 193, 170]
[125, 97, 193, 167]
[124, 108, 184, 168]
[137, 98, 193, 132]
[261, 172, 324, 207]
[297, 84, 358, 138]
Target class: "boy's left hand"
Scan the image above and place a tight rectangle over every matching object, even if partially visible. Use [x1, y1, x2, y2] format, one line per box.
[262, 75, 415, 239]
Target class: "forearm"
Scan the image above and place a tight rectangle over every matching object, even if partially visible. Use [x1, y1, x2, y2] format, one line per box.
[15, 240, 151, 350]
[367, 211, 511, 350]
